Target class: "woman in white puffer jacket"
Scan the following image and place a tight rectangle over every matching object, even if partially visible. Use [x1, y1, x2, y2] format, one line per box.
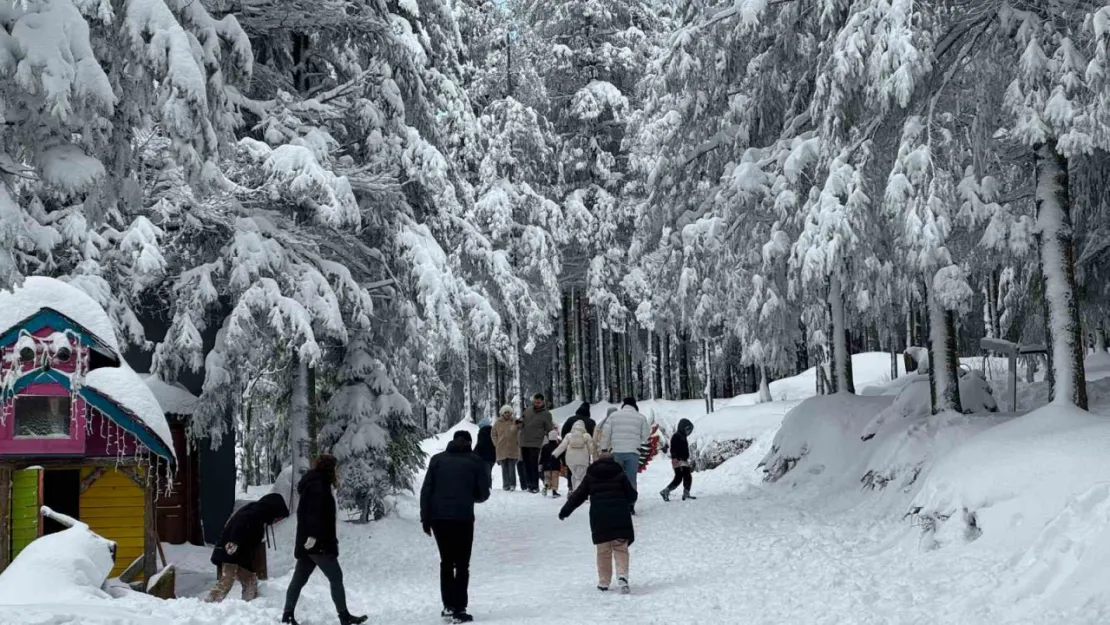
[552, 420, 595, 492]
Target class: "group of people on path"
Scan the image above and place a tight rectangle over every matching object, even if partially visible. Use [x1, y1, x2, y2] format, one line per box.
[200, 394, 699, 624]
[206, 455, 368, 625]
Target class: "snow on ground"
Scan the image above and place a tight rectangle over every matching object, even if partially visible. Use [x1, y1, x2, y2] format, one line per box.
[8, 353, 1110, 624]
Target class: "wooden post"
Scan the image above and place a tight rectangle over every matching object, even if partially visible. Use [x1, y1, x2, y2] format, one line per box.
[0, 466, 10, 573]
[144, 473, 157, 589]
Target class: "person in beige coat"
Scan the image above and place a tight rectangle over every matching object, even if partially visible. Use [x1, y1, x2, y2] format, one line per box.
[552, 420, 595, 492]
[490, 405, 521, 491]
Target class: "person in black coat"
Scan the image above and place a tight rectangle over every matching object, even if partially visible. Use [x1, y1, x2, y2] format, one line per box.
[205, 493, 288, 602]
[558, 456, 638, 594]
[474, 419, 497, 483]
[421, 430, 491, 624]
[660, 418, 696, 502]
[540, 429, 563, 498]
[282, 455, 367, 625]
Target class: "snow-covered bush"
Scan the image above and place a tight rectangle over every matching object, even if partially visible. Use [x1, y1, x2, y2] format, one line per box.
[860, 370, 998, 441]
[693, 438, 754, 471]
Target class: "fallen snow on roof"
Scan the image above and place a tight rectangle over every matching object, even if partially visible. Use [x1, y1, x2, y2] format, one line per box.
[140, 373, 199, 416]
[85, 363, 176, 460]
[0, 276, 121, 355]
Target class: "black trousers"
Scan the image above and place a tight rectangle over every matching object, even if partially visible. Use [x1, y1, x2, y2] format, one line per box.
[433, 520, 475, 611]
[520, 447, 541, 490]
[284, 554, 348, 615]
[665, 466, 693, 492]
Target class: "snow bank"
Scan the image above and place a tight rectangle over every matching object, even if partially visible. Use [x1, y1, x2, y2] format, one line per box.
[0, 519, 116, 605]
[911, 403, 1110, 552]
[860, 370, 997, 440]
[759, 393, 894, 485]
[85, 362, 175, 459]
[140, 374, 199, 416]
[420, 419, 479, 458]
[0, 276, 120, 355]
[729, 352, 907, 405]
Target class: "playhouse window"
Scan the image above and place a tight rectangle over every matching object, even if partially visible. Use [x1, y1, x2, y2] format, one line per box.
[13, 395, 72, 438]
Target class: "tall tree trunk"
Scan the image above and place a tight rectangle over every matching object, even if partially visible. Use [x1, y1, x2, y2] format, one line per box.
[597, 326, 607, 403]
[828, 274, 852, 393]
[649, 330, 660, 400]
[573, 290, 584, 400]
[307, 364, 318, 458]
[487, 352, 497, 416]
[704, 340, 714, 413]
[674, 330, 683, 399]
[986, 269, 1002, 338]
[1096, 324, 1108, 353]
[464, 344, 475, 423]
[1034, 144, 1088, 409]
[557, 294, 568, 405]
[511, 322, 523, 415]
[289, 355, 311, 510]
[927, 286, 963, 414]
[581, 297, 594, 402]
[610, 330, 621, 402]
[661, 331, 672, 400]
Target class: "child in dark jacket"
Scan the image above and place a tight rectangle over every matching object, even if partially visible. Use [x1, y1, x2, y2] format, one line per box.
[660, 418, 696, 501]
[558, 455, 638, 593]
[540, 428, 563, 498]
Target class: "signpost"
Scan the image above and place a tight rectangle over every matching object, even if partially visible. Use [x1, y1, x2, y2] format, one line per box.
[979, 338, 1047, 412]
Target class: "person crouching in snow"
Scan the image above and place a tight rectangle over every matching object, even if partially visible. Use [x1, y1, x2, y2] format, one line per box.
[552, 420, 594, 492]
[206, 493, 289, 602]
[558, 455, 637, 593]
[660, 418, 697, 502]
[540, 428, 563, 497]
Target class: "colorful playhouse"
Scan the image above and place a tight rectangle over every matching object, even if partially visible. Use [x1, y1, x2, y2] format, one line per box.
[0, 277, 176, 581]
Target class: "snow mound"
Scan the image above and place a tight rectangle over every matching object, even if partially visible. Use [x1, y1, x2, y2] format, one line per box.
[140, 374, 198, 416]
[85, 363, 175, 460]
[420, 419, 479, 459]
[1086, 350, 1110, 380]
[0, 276, 120, 355]
[729, 352, 907, 405]
[1003, 482, 1110, 609]
[911, 403, 1110, 550]
[0, 519, 116, 605]
[860, 370, 997, 440]
[759, 393, 894, 485]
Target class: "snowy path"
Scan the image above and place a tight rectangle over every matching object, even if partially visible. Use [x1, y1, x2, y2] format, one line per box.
[8, 447, 1100, 624]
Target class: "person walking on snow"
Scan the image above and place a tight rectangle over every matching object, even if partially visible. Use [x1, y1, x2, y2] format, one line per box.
[490, 405, 520, 491]
[518, 393, 554, 493]
[560, 402, 596, 489]
[552, 419, 595, 492]
[660, 418, 697, 502]
[421, 430, 492, 623]
[474, 418, 497, 483]
[283, 455, 367, 625]
[540, 428, 564, 498]
[599, 398, 650, 513]
[557, 455, 638, 594]
[206, 493, 288, 603]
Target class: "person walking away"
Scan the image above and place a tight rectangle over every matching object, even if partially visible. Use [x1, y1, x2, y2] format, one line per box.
[557, 455, 637, 594]
[421, 430, 492, 623]
[599, 398, 650, 513]
[490, 405, 520, 491]
[518, 394, 554, 493]
[474, 418, 497, 483]
[660, 419, 697, 502]
[552, 420, 595, 492]
[540, 428, 563, 498]
[283, 455, 367, 625]
[206, 493, 288, 602]
[560, 402, 596, 489]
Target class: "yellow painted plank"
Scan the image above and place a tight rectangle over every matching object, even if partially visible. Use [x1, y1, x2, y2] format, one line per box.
[98, 536, 146, 549]
[80, 496, 144, 509]
[83, 485, 145, 497]
[78, 506, 144, 520]
[91, 526, 144, 540]
[83, 516, 144, 530]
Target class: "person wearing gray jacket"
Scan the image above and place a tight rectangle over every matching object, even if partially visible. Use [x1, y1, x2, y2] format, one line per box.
[599, 398, 650, 500]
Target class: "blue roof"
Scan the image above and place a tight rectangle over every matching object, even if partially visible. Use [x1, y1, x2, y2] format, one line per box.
[0, 308, 119, 363]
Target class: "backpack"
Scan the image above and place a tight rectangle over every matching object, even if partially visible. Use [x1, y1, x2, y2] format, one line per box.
[569, 432, 587, 450]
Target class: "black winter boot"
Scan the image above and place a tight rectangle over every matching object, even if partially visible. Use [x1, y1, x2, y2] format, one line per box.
[452, 610, 475, 623]
[660, 488, 671, 502]
[682, 490, 697, 501]
[339, 612, 368, 625]
[281, 613, 298, 625]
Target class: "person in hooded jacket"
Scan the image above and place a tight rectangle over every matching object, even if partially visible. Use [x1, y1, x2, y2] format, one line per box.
[660, 418, 697, 502]
[205, 493, 289, 602]
[557, 455, 638, 594]
[539, 428, 563, 498]
[282, 455, 367, 625]
[474, 418, 497, 483]
[560, 402, 596, 489]
[421, 430, 492, 623]
[552, 419, 595, 492]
